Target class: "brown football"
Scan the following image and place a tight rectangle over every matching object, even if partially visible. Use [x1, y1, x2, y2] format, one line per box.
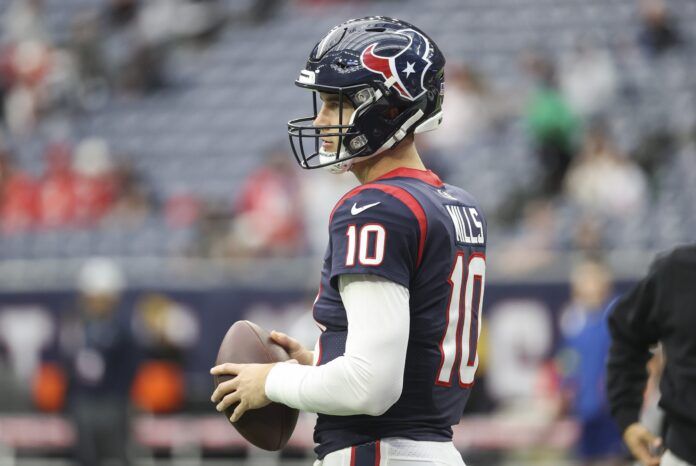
[214, 320, 299, 451]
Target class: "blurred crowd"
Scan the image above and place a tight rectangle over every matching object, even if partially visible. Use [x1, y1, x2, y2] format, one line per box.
[0, 254, 617, 464]
[2, 0, 227, 128]
[426, 0, 690, 276]
[0, 1, 690, 464]
[1, 255, 666, 465]
[0, 0, 303, 257]
[0, 0, 693, 265]
[0, 257, 200, 464]
[0, 0, 205, 231]
[0, 139, 153, 232]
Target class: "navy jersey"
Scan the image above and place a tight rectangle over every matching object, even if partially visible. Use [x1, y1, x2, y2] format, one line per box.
[312, 167, 487, 459]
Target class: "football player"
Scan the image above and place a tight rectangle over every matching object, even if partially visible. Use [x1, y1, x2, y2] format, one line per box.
[211, 17, 487, 465]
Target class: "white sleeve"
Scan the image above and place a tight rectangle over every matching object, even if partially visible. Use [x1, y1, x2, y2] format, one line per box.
[265, 274, 409, 416]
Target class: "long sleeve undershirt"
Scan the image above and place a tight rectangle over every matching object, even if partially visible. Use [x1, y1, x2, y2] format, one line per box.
[265, 274, 410, 416]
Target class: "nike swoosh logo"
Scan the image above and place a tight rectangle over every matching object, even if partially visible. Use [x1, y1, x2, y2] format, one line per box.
[351, 202, 381, 215]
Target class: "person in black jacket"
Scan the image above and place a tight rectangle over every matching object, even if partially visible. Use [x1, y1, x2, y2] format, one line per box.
[607, 244, 696, 466]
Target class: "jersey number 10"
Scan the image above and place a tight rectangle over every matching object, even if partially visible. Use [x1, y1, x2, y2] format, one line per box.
[345, 224, 386, 266]
[436, 253, 486, 387]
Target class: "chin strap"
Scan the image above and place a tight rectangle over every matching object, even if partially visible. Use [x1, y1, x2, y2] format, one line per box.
[378, 109, 424, 152]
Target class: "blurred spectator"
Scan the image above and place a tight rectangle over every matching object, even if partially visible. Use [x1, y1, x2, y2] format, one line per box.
[139, 0, 225, 45]
[38, 142, 77, 228]
[631, 129, 676, 196]
[101, 0, 167, 95]
[426, 64, 494, 152]
[0, 54, 8, 124]
[607, 245, 696, 466]
[1, 1, 82, 134]
[638, 0, 682, 57]
[117, 41, 166, 95]
[523, 54, 580, 196]
[71, 138, 117, 226]
[0, 146, 39, 233]
[572, 215, 605, 258]
[38, 141, 149, 230]
[131, 293, 198, 413]
[248, 0, 282, 23]
[69, 12, 110, 108]
[105, 160, 155, 228]
[105, 0, 139, 28]
[40, 47, 80, 120]
[193, 199, 231, 257]
[231, 150, 305, 257]
[58, 258, 134, 466]
[3, 0, 49, 44]
[3, 40, 52, 135]
[6, 39, 51, 92]
[556, 259, 624, 465]
[564, 125, 648, 218]
[4, 79, 36, 135]
[0, 304, 52, 383]
[560, 41, 617, 119]
[70, 12, 107, 83]
[497, 199, 558, 275]
[132, 293, 198, 361]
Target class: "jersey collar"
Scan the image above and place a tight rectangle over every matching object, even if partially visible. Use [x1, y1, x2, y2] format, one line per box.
[374, 167, 444, 187]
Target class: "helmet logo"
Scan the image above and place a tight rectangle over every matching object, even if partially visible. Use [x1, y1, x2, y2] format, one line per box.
[360, 29, 432, 101]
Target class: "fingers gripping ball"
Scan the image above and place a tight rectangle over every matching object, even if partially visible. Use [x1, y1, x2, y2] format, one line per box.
[213, 320, 299, 451]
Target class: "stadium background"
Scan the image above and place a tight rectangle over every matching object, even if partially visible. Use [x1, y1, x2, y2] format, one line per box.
[0, 0, 693, 464]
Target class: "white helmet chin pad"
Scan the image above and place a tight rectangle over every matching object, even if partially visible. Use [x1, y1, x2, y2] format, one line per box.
[319, 147, 354, 174]
[319, 144, 385, 175]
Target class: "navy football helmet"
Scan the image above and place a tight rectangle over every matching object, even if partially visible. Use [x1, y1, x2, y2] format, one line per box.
[288, 16, 445, 173]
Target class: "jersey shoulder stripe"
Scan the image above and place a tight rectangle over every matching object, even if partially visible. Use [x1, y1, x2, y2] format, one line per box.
[375, 167, 445, 188]
[330, 182, 427, 267]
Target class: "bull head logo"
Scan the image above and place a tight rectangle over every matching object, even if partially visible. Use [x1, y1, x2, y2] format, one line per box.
[360, 29, 432, 101]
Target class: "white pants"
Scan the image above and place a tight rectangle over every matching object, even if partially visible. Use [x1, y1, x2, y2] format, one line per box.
[662, 450, 696, 466]
[314, 438, 466, 466]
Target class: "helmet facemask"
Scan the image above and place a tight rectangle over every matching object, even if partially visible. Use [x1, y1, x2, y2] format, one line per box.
[288, 83, 380, 174]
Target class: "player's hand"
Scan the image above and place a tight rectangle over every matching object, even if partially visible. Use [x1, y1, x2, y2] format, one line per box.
[623, 422, 662, 466]
[271, 330, 314, 366]
[210, 363, 274, 422]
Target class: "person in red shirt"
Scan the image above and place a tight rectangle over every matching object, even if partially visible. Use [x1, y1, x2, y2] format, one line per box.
[71, 138, 117, 227]
[37, 142, 77, 228]
[233, 150, 305, 256]
[0, 148, 39, 233]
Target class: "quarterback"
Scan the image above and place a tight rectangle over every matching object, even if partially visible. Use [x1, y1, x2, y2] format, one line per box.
[211, 17, 487, 465]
